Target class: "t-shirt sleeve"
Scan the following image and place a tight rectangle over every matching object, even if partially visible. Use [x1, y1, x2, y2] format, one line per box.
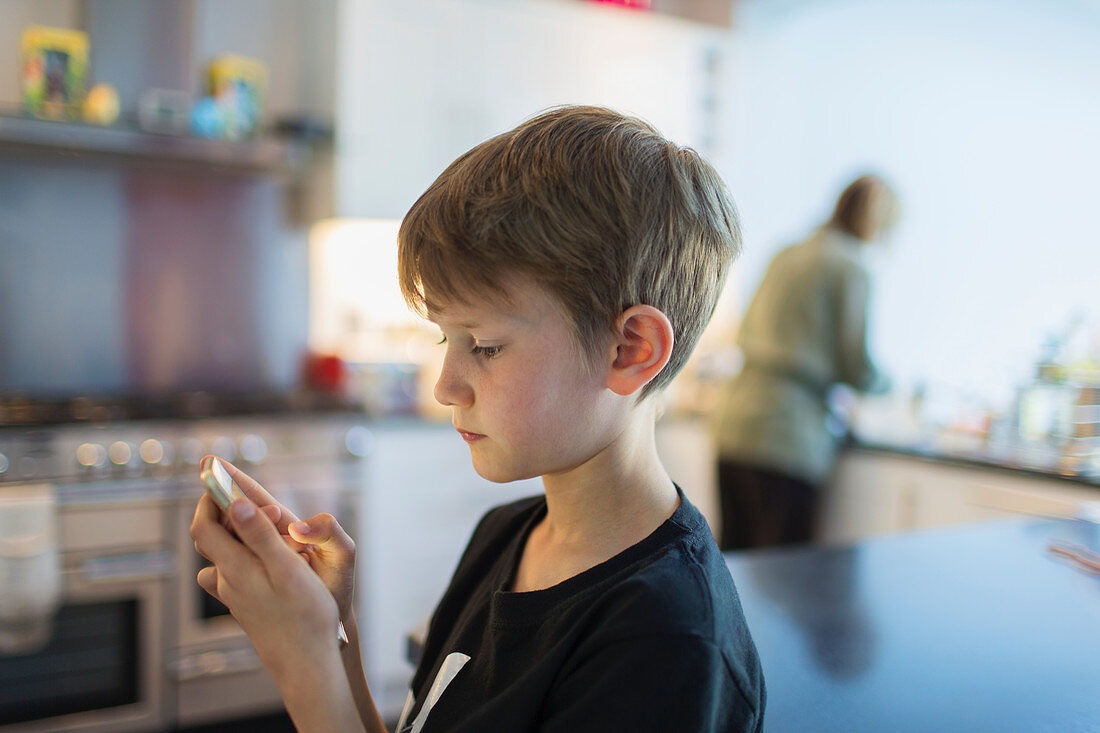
[538, 634, 763, 733]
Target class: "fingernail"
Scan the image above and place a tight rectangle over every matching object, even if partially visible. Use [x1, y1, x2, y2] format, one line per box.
[290, 521, 311, 535]
[232, 500, 255, 521]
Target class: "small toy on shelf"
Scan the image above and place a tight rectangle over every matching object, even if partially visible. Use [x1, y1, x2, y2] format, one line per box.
[138, 88, 191, 135]
[190, 96, 226, 139]
[83, 83, 119, 125]
[206, 54, 267, 141]
[21, 25, 89, 120]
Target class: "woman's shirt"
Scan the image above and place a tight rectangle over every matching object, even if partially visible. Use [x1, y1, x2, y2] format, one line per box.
[713, 226, 888, 484]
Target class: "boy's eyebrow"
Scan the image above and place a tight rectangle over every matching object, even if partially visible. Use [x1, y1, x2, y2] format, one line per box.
[428, 312, 532, 330]
[453, 314, 536, 330]
[426, 313, 485, 330]
[427, 287, 540, 328]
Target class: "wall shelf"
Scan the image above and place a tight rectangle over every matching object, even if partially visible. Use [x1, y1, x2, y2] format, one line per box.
[0, 108, 310, 177]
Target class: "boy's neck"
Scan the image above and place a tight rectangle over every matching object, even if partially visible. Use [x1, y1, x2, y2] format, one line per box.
[537, 406, 678, 555]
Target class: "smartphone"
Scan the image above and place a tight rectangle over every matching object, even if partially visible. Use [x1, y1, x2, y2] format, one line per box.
[199, 456, 247, 512]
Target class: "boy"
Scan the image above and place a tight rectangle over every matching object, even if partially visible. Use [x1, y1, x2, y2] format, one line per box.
[191, 105, 765, 732]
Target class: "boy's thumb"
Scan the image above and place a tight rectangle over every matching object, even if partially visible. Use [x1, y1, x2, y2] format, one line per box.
[288, 513, 353, 555]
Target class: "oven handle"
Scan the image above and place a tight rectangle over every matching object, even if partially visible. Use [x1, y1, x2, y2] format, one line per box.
[168, 646, 263, 680]
[81, 551, 176, 583]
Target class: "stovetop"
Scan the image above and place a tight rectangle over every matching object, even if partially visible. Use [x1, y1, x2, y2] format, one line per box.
[0, 392, 373, 484]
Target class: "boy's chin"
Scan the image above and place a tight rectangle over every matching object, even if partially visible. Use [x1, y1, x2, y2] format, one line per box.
[469, 455, 538, 485]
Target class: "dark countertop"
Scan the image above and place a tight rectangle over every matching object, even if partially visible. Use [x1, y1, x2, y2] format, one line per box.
[725, 518, 1100, 732]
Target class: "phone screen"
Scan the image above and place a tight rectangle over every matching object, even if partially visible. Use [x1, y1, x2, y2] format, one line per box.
[199, 456, 245, 511]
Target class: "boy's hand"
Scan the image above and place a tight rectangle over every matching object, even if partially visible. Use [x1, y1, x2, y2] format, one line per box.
[287, 513, 356, 622]
[191, 494, 342, 686]
[194, 458, 357, 622]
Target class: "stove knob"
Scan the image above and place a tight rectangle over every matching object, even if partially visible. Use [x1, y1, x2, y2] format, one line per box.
[0, 453, 8, 475]
[108, 441, 134, 466]
[139, 439, 168, 465]
[239, 434, 268, 464]
[211, 436, 236, 462]
[76, 443, 108, 469]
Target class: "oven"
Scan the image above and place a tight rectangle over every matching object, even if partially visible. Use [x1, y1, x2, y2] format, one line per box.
[0, 474, 176, 733]
[0, 410, 369, 732]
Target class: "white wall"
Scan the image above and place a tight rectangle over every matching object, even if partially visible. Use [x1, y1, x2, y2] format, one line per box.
[335, 0, 728, 220]
[720, 0, 1100, 408]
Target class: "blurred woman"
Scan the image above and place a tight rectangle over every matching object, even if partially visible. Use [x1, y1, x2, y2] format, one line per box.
[713, 175, 898, 550]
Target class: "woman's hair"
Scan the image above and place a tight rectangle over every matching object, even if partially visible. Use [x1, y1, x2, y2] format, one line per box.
[829, 174, 899, 241]
[397, 105, 741, 398]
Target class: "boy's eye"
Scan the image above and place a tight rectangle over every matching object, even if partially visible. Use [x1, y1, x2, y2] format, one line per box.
[472, 344, 502, 359]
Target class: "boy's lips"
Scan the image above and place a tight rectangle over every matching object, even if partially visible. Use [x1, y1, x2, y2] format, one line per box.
[455, 427, 486, 442]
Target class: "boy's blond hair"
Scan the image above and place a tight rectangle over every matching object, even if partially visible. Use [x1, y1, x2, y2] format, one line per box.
[398, 105, 740, 398]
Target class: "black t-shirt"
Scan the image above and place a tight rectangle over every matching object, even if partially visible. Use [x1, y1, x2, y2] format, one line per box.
[398, 488, 766, 732]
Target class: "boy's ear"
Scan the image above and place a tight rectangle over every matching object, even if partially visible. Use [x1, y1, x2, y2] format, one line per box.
[605, 305, 675, 397]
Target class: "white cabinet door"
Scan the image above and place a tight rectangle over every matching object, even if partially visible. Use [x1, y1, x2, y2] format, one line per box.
[823, 448, 1099, 544]
[912, 460, 1097, 528]
[820, 450, 915, 543]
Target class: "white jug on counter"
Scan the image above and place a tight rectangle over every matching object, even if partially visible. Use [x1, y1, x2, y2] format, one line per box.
[0, 483, 61, 654]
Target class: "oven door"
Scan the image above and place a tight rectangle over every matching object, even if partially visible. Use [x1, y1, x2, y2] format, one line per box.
[0, 549, 172, 733]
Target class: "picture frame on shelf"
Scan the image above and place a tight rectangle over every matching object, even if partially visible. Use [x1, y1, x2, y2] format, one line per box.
[21, 26, 89, 121]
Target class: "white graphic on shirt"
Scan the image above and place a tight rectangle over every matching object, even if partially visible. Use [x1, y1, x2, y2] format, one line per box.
[396, 652, 471, 733]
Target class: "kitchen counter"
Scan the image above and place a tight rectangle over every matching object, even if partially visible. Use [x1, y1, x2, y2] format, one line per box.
[725, 517, 1100, 732]
[849, 438, 1100, 490]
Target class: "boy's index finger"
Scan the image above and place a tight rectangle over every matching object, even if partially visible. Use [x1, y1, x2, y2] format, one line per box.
[191, 494, 259, 576]
[213, 457, 302, 530]
[227, 499, 301, 574]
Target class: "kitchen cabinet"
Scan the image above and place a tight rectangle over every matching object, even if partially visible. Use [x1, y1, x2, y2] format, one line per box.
[821, 447, 1099, 544]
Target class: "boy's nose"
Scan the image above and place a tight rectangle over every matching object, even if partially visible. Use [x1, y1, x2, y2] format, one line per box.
[433, 355, 474, 408]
